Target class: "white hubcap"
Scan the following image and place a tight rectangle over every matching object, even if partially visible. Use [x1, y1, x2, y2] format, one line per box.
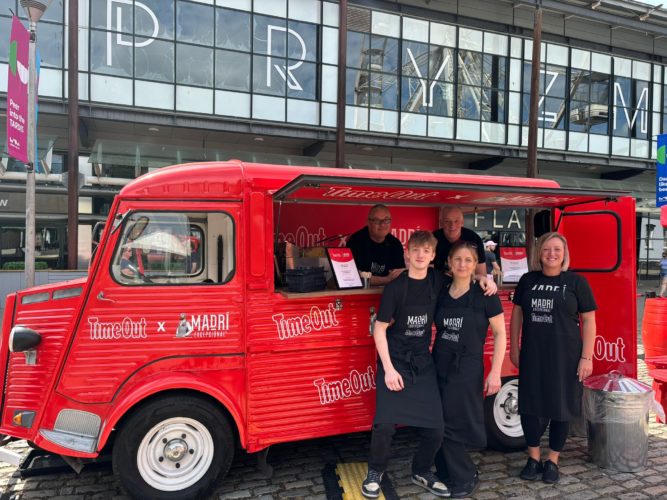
[137, 417, 214, 492]
[493, 379, 524, 438]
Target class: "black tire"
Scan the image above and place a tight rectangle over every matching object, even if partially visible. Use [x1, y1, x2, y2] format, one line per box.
[112, 395, 234, 500]
[484, 377, 526, 451]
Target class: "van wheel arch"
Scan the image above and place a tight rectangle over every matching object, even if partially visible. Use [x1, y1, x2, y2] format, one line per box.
[111, 392, 236, 499]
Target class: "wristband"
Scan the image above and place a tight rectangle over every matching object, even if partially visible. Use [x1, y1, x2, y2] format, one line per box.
[581, 356, 592, 361]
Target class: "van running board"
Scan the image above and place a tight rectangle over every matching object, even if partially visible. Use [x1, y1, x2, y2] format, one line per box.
[17, 449, 111, 478]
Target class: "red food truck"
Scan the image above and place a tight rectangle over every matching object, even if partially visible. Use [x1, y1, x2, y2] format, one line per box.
[0, 161, 636, 499]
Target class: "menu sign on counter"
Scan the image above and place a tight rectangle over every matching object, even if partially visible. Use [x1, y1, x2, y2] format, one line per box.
[499, 247, 529, 283]
[327, 248, 363, 289]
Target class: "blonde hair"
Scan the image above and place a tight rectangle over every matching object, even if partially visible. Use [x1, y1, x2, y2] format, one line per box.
[531, 232, 570, 272]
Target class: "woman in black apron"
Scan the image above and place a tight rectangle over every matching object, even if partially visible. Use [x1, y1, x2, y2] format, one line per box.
[432, 241, 507, 498]
[362, 231, 448, 499]
[510, 232, 597, 484]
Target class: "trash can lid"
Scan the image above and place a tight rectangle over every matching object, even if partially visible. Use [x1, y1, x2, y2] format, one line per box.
[584, 370, 652, 393]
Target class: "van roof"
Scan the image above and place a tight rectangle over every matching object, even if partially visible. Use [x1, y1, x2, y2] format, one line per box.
[119, 160, 629, 209]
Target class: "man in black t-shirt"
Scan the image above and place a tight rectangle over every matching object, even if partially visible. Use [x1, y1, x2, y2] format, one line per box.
[433, 206, 496, 294]
[347, 204, 405, 286]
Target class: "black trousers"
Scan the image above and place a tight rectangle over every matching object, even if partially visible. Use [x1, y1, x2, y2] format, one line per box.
[368, 423, 444, 474]
[520, 415, 570, 452]
[434, 439, 477, 486]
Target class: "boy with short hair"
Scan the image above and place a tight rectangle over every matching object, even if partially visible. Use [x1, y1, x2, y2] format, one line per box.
[362, 230, 450, 498]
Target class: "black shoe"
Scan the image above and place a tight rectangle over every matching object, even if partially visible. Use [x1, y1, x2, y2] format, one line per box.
[542, 460, 560, 484]
[519, 457, 543, 481]
[450, 473, 480, 498]
[412, 471, 451, 497]
[361, 468, 383, 498]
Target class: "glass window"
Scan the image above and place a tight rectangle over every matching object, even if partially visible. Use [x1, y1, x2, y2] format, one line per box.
[112, 212, 235, 286]
[216, 8, 251, 51]
[613, 76, 649, 139]
[254, 15, 286, 57]
[91, 0, 132, 33]
[288, 20, 318, 62]
[0, 17, 10, 63]
[136, 0, 175, 40]
[91, 29, 133, 77]
[287, 60, 317, 99]
[370, 35, 399, 74]
[38, 23, 63, 68]
[177, 1, 214, 45]
[135, 40, 175, 83]
[347, 32, 370, 69]
[402, 41, 428, 77]
[215, 50, 250, 91]
[176, 44, 213, 86]
[347, 68, 369, 105]
[253, 55, 286, 96]
[41, 0, 63, 23]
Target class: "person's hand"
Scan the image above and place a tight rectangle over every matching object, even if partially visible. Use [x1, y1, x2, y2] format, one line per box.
[577, 357, 593, 382]
[384, 367, 404, 391]
[510, 346, 520, 369]
[478, 275, 498, 295]
[485, 371, 501, 395]
[387, 268, 404, 282]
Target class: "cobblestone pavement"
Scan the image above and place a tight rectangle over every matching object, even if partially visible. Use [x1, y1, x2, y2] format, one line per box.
[1, 286, 666, 499]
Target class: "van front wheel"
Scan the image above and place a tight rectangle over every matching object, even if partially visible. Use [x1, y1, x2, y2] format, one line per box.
[112, 396, 234, 500]
[484, 377, 526, 451]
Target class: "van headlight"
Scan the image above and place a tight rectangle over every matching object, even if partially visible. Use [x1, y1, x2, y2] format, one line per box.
[9, 326, 41, 365]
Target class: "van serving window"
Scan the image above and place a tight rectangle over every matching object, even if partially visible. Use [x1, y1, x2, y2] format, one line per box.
[111, 211, 235, 286]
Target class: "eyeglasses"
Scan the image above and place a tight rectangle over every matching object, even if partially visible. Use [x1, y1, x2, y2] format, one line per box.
[368, 218, 392, 225]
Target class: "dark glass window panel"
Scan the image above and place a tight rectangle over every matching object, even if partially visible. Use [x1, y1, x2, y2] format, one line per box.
[522, 93, 531, 125]
[481, 89, 506, 122]
[590, 73, 609, 104]
[458, 85, 481, 120]
[570, 70, 591, 102]
[543, 97, 565, 129]
[288, 21, 318, 62]
[136, 0, 174, 40]
[216, 8, 251, 51]
[612, 107, 631, 137]
[177, 1, 213, 45]
[570, 99, 591, 132]
[429, 82, 454, 117]
[590, 115, 609, 135]
[135, 39, 175, 83]
[401, 76, 427, 114]
[663, 111, 667, 135]
[254, 15, 286, 57]
[522, 62, 546, 95]
[90, 29, 133, 77]
[91, 0, 132, 33]
[482, 54, 507, 90]
[0, 1, 15, 13]
[346, 68, 369, 105]
[253, 54, 286, 96]
[613, 76, 631, 101]
[544, 65, 566, 98]
[402, 41, 428, 77]
[215, 50, 250, 91]
[0, 17, 10, 63]
[38, 23, 63, 68]
[347, 31, 369, 69]
[367, 72, 398, 109]
[429, 46, 454, 82]
[371, 35, 398, 74]
[176, 44, 213, 86]
[287, 60, 317, 100]
[458, 51, 483, 87]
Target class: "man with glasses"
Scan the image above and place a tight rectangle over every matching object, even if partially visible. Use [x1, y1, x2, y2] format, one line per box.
[434, 206, 497, 294]
[347, 204, 405, 286]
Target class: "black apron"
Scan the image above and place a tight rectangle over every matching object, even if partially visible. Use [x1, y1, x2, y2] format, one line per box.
[518, 273, 583, 421]
[433, 285, 487, 448]
[374, 272, 443, 430]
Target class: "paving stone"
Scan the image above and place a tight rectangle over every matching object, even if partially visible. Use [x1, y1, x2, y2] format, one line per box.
[218, 490, 252, 499]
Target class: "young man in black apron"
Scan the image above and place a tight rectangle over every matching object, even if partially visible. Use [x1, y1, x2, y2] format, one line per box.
[362, 231, 449, 499]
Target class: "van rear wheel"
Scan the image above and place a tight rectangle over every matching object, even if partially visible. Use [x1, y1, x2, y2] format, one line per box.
[484, 377, 526, 451]
[112, 396, 233, 500]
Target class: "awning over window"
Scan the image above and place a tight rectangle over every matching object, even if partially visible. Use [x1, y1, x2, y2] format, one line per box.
[273, 174, 629, 210]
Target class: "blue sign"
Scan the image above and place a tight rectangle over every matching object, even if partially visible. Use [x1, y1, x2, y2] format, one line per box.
[658, 134, 667, 207]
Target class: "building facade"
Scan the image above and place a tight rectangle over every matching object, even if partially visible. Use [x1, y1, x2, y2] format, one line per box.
[1, 0, 666, 269]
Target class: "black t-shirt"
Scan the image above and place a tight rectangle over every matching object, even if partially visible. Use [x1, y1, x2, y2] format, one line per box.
[434, 282, 503, 349]
[433, 227, 485, 272]
[347, 227, 405, 277]
[485, 250, 497, 274]
[377, 271, 445, 323]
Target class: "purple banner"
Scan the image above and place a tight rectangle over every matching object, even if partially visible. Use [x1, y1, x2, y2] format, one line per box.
[6, 16, 30, 163]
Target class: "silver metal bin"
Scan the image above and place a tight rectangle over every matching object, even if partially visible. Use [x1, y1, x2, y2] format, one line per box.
[583, 371, 653, 472]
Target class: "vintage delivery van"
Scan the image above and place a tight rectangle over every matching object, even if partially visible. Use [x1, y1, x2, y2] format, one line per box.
[0, 161, 636, 498]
